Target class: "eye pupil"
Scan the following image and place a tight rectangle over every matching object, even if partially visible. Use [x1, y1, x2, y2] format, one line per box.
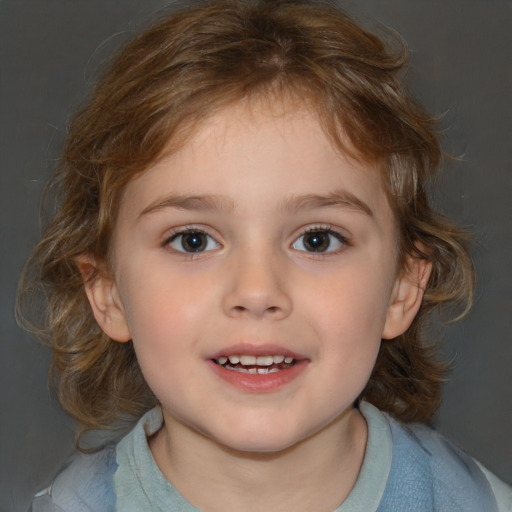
[304, 231, 330, 252]
[182, 232, 207, 252]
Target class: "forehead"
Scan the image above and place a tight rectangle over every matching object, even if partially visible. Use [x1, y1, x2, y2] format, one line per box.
[119, 99, 392, 225]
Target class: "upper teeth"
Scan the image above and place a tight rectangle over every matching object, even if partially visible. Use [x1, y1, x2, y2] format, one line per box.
[216, 355, 294, 366]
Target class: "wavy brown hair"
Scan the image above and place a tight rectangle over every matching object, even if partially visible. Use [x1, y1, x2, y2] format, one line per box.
[17, 0, 474, 439]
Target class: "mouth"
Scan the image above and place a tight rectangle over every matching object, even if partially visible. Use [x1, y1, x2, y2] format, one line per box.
[208, 346, 307, 392]
[213, 354, 296, 374]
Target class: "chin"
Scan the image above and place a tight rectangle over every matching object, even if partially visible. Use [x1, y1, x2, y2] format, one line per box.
[209, 422, 310, 456]
[221, 437, 299, 456]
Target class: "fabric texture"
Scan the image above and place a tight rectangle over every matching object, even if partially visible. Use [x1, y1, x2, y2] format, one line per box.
[378, 414, 502, 511]
[31, 403, 511, 512]
[31, 445, 117, 512]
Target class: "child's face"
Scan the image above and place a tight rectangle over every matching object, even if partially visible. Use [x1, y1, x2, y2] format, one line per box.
[89, 99, 425, 454]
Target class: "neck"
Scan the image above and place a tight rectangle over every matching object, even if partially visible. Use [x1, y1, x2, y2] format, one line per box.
[149, 406, 367, 512]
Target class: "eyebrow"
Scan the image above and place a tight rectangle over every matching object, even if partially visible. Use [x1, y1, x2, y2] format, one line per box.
[281, 190, 374, 217]
[138, 189, 373, 219]
[139, 194, 236, 218]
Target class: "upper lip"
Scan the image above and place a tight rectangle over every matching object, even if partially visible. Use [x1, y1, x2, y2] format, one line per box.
[208, 343, 307, 360]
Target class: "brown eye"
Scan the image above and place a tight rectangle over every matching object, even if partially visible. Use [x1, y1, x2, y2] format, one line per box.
[168, 230, 219, 253]
[303, 231, 330, 252]
[292, 229, 346, 253]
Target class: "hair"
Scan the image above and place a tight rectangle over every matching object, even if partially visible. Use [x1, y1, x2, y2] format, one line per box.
[18, 0, 474, 441]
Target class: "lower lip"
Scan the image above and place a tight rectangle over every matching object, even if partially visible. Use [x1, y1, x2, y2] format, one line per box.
[208, 360, 308, 393]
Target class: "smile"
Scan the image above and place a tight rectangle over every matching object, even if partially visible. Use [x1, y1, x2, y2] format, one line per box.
[209, 347, 307, 392]
[214, 355, 296, 374]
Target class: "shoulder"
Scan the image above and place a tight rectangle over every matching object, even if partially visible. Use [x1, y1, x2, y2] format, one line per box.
[31, 408, 163, 512]
[476, 462, 512, 512]
[380, 414, 511, 512]
[31, 444, 117, 512]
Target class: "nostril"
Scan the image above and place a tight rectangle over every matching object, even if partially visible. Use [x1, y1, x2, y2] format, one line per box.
[229, 304, 280, 316]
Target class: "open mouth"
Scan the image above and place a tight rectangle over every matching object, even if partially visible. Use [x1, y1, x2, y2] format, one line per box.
[214, 354, 296, 374]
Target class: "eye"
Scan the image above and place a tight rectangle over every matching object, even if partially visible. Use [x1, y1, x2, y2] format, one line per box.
[166, 229, 220, 253]
[292, 228, 346, 253]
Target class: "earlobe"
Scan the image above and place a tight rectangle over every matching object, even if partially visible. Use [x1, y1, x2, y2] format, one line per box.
[76, 255, 132, 342]
[382, 253, 432, 340]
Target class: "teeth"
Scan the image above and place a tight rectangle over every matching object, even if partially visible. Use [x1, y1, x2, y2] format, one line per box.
[224, 366, 282, 374]
[239, 355, 256, 365]
[256, 356, 274, 366]
[216, 354, 296, 367]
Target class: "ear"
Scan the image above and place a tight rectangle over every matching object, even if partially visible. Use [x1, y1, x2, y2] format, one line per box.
[76, 255, 132, 342]
[382, 251, 432, 340]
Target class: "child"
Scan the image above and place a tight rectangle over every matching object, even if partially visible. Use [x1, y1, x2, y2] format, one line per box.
[18, 0, 511, 511]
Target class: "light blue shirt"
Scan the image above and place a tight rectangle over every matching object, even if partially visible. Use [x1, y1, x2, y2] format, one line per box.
[32, 402, 512, 511]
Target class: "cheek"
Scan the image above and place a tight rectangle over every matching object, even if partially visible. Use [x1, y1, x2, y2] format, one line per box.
[308, 270, 393, 337]
[119, 276, 209, 398]
[119, 263, 218, 337]
[116, 269, 222, 398]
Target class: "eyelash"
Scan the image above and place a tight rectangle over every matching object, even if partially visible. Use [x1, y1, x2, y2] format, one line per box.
[163, 227, 220, 255]
[162, 225, 350, 256]
[292, 225, 349, 255]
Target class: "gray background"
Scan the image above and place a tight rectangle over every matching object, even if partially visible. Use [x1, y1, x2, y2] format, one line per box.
[1, 0, 510, 510]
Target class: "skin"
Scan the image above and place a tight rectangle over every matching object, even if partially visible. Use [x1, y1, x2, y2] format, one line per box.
[81, 98, 431, 511]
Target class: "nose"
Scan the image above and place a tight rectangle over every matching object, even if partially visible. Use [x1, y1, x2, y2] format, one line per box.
[221, 249, 292, 320]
